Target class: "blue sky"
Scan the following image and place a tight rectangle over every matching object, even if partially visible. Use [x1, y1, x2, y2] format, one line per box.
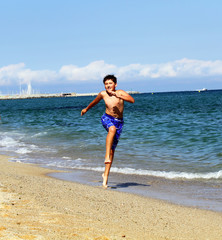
[0, 0, 222, 94]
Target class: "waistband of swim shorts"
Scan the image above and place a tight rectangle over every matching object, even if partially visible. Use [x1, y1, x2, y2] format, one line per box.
[103, 113, 123, 121]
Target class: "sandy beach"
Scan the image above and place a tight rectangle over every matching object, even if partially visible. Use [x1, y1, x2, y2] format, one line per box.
[0, 155, 222, 240]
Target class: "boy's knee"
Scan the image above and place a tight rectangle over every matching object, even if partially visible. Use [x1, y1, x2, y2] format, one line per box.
[109, 126, 116, 134]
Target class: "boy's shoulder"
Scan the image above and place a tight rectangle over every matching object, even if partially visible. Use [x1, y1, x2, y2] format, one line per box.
[116, 89, 125, 93]
[100, 90, 107, 97]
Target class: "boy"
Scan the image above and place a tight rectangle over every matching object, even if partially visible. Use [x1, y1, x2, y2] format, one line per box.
[81, 75, 135, 188]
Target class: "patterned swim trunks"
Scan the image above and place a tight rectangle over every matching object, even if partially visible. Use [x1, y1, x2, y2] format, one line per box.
[101, 113, 124, 150]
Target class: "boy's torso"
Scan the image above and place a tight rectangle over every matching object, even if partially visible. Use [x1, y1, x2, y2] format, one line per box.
[101, 90, 124, 118]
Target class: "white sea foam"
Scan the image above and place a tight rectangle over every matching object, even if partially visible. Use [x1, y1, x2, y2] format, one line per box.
[14, 159, 22, 163]
[0, 135, 38, 155]
[32, 132, 48, 137]
[15, 148, 32, 154]
[0, 136, 19, 147]
[63, 165, 222, 180]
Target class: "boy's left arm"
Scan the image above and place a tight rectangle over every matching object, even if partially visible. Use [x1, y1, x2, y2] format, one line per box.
[115, 90, 135, 103]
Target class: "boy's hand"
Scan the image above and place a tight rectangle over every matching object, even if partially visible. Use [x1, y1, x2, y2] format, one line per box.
[81, 108, 87, 116]
[114, 91, 121, 98]
[109, 90, 135, 103]
[109, 90, 121, 98]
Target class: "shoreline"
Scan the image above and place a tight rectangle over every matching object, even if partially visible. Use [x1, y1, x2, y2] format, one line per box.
[1, 155, 222, 239]
[48, 168, 222, 213]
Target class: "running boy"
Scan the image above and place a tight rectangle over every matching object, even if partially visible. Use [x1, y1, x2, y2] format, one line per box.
[81, 75, 135, 188]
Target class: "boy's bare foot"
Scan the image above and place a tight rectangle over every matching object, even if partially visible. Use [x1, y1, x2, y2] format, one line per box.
[102, 173, 108, 189]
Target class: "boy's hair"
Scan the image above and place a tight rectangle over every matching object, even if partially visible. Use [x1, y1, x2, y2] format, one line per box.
[103, 74, 117, 84]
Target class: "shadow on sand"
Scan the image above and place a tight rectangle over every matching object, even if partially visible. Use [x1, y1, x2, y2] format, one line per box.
[109, 182, 150, 189]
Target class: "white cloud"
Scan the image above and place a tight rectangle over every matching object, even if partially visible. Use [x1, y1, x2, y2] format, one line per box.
[59, 60, 117, 81]
[1, 58, 222, 88]
[59, 58, 222, 82]
[17, 69, 58, 84]
[0, 63, 58, 86]
[0, 63, 25, 85]
[127, 58, 222, 79]
[116, 64, 144, 79]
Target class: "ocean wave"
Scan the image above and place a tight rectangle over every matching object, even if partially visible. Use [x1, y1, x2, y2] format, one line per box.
[31, 132, 48, 138]
[15, 148, 32, 154]
[0, 135, 41, 155]
[60, 165, 222, 180]
[0, 136, 20, 148]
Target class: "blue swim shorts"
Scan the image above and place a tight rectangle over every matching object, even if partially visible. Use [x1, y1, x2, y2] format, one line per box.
[101, 113, 124, 150]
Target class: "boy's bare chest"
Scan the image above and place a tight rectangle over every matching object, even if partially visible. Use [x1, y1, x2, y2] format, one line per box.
[104, 96, 123, 108]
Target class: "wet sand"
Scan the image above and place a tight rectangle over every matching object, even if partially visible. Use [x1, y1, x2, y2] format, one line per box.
[49, 168, 222, 212]
[0, 155, 222, 240]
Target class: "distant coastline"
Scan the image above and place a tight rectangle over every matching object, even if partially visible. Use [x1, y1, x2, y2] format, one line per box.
[0, 91, 140, 100]
[3, 89, 222, 100]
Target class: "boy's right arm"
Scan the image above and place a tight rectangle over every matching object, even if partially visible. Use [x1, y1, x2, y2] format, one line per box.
[81, 92, 103, 116]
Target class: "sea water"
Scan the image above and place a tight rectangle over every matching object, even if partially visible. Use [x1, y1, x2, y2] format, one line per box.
[0, 91, 222, 211]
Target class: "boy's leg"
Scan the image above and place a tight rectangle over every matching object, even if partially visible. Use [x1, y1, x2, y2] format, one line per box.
[104, 126, 116, 164]
[102, 149, 115, 188]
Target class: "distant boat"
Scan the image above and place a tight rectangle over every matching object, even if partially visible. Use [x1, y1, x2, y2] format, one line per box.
[197, 88, 207, 92]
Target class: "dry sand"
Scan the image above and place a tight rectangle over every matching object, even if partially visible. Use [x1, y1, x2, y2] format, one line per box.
[0, 155, 221, 240]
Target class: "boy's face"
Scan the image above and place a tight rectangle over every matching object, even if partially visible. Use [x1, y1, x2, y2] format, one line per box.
[104, 79, 117, 92]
